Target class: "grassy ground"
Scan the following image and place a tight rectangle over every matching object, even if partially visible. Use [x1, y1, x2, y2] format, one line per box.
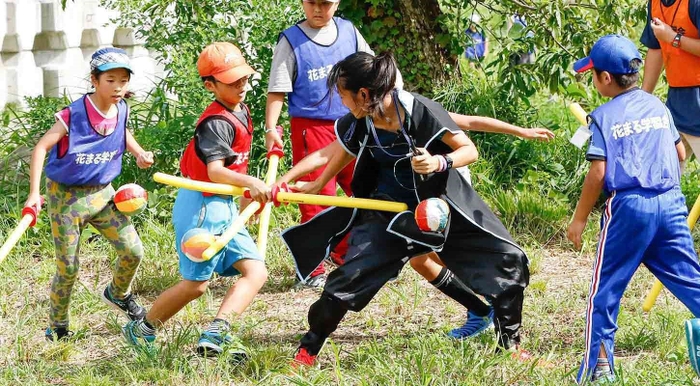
[1, 89, 698, 385]
[0, 203, 699, 386]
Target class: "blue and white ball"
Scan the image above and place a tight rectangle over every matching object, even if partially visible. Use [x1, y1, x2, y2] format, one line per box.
[415, 198, 450, 232]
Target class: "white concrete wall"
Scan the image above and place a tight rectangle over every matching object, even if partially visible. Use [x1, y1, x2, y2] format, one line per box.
[1, 0, 162, 110]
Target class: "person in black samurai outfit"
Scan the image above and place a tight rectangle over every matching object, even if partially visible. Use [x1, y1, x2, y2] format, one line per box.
[276, 51, 531, 366]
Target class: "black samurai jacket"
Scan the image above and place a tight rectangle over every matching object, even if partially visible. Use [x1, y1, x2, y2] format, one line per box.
[282, 90, 529, 289]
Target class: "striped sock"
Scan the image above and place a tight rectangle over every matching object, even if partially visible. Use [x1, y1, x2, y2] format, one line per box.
[139, 320, 156, 336]
[429, 267, 491, 316]
[593, 357, 612, 380]
[206, 318, 230, 335]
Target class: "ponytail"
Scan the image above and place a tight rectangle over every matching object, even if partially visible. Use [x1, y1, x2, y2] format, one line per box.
[327, 51, 398, 117]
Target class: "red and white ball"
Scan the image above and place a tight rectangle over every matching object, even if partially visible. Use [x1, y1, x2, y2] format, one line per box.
[114, 183, 148, 216]
[415, 198, 450, 232]
[181, 228, 215, 263]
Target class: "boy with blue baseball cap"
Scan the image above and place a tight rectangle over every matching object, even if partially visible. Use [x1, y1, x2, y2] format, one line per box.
[567, 34, 700, 383]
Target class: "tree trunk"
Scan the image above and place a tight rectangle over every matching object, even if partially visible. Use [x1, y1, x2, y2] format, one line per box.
[340, 0, 457, 94]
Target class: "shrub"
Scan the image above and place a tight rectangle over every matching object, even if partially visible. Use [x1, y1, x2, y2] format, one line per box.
[0, 96, 70, 204]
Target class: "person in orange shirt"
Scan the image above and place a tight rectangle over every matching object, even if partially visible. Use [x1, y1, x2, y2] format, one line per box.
[640, 1, 700, 377]
[641, 0, 700, 170]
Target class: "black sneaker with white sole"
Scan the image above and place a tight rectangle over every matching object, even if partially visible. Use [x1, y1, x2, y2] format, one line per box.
[45, 327, 74, 342]
[101, 286, 146, 321]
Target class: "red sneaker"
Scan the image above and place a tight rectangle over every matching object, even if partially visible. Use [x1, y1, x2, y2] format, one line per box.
[511, 346, 533, 361]
[292, 347, 317, 368]
[510, 346, 553, 368]
[329, 252, 345, 266]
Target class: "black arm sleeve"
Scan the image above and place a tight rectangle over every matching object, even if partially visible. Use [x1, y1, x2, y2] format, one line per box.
[335, 113, 363, 156]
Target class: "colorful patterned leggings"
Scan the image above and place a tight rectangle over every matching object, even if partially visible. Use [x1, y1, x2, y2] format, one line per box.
[47, 179, 144, 329]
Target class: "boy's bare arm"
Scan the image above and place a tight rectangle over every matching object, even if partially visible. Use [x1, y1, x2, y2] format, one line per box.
[265, 92, 286, 151]
[126, 130, 154, 168]
[448, 112, 554, 141]
[206, 160, 270, 202]
[278, 140, 354, 193]
[651, 18, 700, 58]
[677, 141, 686, 162]
[642, 49, 664, 93]
[568, 160, 606, 250]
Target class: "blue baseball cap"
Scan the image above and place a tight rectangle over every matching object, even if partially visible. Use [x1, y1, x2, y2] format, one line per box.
[90, 47, 133, 73]
[573, 34, 642, 74]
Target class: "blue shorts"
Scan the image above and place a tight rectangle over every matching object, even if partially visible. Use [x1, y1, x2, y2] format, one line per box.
[172, 188, 263, 281]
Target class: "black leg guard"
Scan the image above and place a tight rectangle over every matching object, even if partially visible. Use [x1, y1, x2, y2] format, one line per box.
[300, 293, 349, 355]
[492, 285, 525, 350]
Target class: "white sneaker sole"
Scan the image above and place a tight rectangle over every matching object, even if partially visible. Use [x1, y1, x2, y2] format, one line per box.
[197, 341, 224, 355]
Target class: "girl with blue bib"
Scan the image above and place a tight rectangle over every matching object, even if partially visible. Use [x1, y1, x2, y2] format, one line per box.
[24, 48, 154, 341]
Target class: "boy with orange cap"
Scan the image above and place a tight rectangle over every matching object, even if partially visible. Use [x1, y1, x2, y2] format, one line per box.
[123, 42, 270, 361]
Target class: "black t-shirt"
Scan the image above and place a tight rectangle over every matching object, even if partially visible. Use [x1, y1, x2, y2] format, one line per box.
[368, 125, 417, 205]
[337, 91, 462, 205]
[194, 107, 249, 166]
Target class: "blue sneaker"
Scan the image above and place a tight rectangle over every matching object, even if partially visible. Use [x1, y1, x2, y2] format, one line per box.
[686, 318, 700, 377]
[197, 331, 247, 362]
[123, 320, 155, 350]
[448, 307, 494, 340]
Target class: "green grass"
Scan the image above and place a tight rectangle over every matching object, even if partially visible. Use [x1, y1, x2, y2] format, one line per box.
[2, 89, 700, 384]
[1, 199, 699, 386]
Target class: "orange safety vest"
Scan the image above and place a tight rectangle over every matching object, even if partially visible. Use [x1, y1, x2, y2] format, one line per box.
[651, 0, 700, 87]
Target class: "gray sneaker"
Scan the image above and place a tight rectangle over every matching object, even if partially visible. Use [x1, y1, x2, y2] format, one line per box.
[591, 365, 615, 384]
[101, 286, 146, 321]
[197, 331, 247, 363]
[293, 274, 326, 290]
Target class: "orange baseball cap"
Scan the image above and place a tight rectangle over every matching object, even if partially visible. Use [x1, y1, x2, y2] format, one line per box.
[197, 42, 257, 84]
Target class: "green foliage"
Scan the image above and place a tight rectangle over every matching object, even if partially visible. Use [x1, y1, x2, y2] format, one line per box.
[102, 0, 303, 173]
[433, 69, 593, 243]
[0, 96, 70, 204]
[338, 0, 458, 94]
[490, 187, 570, 244]
[338, 0, 646, 101]
[448, 0, 647, 102]
[682, 168, 700, 211]
[435, 71, 588, 195]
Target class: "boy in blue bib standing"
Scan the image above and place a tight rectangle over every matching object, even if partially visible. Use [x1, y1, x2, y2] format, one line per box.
[568, 34, 700, 383]
[265, 0, 378, 287]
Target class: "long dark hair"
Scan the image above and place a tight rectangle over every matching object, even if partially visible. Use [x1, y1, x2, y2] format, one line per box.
[326, 51, 398, 117]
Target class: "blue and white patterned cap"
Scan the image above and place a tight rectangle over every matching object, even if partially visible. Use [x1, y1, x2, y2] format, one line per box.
[90, 47, 133, 73]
